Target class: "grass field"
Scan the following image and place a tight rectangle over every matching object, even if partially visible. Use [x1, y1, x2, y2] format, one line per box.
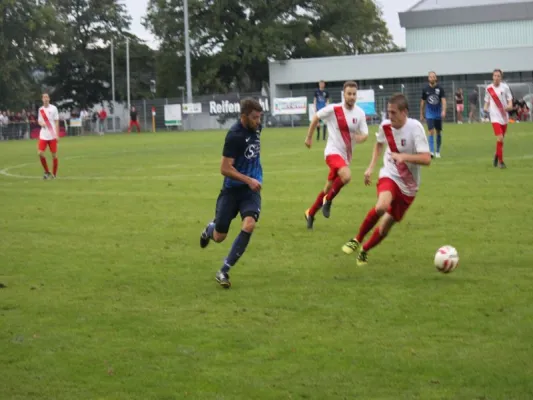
[1, 122, 533, 400]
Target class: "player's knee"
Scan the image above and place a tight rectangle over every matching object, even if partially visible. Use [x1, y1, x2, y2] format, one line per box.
[242, 216, 256, 233]
[213, 231, 227, 243]
[496, 135, 504, 142]
[338, 168, 351, 184]
[375, 204, 389, 216]
[38, 150, 44, 157]
[52, 153, 57, 159]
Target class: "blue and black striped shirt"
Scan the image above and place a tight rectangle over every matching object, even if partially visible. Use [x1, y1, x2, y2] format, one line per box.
[222, 122, 262, 189]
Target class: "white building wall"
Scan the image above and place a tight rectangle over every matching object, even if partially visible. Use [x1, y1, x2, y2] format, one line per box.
[407, 20, 533, 52]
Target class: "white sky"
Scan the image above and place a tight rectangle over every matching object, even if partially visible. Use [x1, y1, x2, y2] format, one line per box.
[126, 0, 419, 49]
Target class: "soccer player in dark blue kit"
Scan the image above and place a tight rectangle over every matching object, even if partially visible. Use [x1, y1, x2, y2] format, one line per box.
[314, 80, 330, 140]
[420, 71, 446, 158]
[199, 98, 263, 288]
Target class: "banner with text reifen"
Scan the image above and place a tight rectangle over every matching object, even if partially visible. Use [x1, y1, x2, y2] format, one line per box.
[208, 96, 270, 116]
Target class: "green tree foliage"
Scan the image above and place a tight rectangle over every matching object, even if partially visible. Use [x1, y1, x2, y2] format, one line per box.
[45, 0, 132, 108]
[0, 0, 57, 109]
[144, 0, 399, 94]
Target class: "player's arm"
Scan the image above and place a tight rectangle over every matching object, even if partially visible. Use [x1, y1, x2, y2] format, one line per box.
[325, 90, 330, 105]
[220, 134, 261, 191]
[54, 110, 60, 140]
[505, 87, 514, 111]
[37, 110, 46, 127]
[364, 141, 385, 186]
[354, 116, 369, 143]
[392, 124, 431, 166]
[420, 90, 427, 121]
[305, 105, 332, 148]
[313, 91, 317, 110]
[441, 91, 447, 118]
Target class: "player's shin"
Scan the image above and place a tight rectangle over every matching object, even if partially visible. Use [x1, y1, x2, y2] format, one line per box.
[428, 134, 435, 154]
[436, 132, 442, 153]
[221, 230, 252, 273]
[39, 155, 50, 173]
[362, 228, 387, 252]
[356, 208, 381, 242]
[53, 157, 58, 176]
[308, 191, 325, 216]
[325, 176, 345, 201]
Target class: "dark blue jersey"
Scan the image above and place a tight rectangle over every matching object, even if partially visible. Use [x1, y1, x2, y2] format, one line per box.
[422, 84, 445, 120]
[222, 122, 262, 189]
[314, 89, 329, 111]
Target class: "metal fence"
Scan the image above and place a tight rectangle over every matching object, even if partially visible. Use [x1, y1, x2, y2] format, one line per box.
[124, 80, 533, 132]
[2, 79, 532, 141]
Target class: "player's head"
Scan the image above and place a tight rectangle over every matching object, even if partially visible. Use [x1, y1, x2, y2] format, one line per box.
[428, 71, 437, 85]
[319, 80, 326, 90]
[42, 93, 50, 106]
[343, 81, 358, 108]
[493, 69, 503, 85]
[387, 93, 409, 129]
[131, 106, 136, 111]
[240, 98, 263, 130]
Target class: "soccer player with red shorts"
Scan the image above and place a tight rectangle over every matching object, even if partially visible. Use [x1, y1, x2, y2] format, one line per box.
[342, 94, 431, 266]
[37, 93, 60, 179]
[483, 69, 513, 169]
[304, 81, 369, 229]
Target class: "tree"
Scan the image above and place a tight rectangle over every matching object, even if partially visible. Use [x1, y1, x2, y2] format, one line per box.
[114, 39, 157, 102]
[45, 0, 132, 108]
[0, 0, 57, 109]
[143, 0, 399, 95]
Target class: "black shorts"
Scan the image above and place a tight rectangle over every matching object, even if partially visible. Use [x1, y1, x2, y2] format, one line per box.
[214, 186, 261, 234]
[427, 119, 442, 132]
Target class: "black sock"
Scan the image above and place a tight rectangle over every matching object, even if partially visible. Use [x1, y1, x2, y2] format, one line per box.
[316, 127, 320, 139]
[221, 230, 252, 273]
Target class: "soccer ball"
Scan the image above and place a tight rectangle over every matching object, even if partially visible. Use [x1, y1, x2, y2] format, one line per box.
[434, 245, 459, 273]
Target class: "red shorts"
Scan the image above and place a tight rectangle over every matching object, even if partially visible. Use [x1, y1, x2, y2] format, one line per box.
[325, 154, 348, 181]
[377, 177, 415, 222]
[491, 123, 507, 136]
[38, 139, 58, 153]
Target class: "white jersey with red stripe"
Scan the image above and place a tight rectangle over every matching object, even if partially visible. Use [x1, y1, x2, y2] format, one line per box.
[484, 83, 512, 125]
[38, 104, 59, 140]
[376, 118, 430, 197]
[316, 102, 368, 163]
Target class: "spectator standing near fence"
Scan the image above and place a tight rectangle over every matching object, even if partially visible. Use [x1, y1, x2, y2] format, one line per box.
[468, 88, 479, 123]
[455, 88, 464, 124]
[98, 108, 107, 135]
[128, 106, 141, 133]
[37, 93, 60, 179]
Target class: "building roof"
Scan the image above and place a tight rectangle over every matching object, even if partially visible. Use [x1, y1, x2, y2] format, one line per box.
[400, 0, 533, 29]
[407, 0, 531, 12]
[268, 46, 533, 85]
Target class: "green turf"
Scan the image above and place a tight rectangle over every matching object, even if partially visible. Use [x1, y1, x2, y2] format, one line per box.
[1, 123, 533, 400]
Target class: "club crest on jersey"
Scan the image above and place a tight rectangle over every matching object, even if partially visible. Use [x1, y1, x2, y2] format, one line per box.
[435, 88, 440, 95]
[353, 118, 357, 124]
[401, 139, 406, 146]
[245, 143, 260, 159]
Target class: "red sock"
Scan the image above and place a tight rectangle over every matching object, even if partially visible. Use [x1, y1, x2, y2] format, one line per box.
[308, 191, 325, 216]
[40, 156, 49, 173]
[325, 177, 344, 201]
[53, 158, 58, 176]
[496, 141, 503, 163]
[356, 208, 380, 243]
[362, 228, 386, 252]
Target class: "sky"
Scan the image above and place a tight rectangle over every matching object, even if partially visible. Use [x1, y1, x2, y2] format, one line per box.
[126, 0, 419, 49]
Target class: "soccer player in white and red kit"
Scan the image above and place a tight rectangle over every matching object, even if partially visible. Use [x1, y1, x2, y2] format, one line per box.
[37, 93, 60, 179]
[483, 69, 513, 169]
[342, 94, 431, 265]
[304, 81, 369, 229]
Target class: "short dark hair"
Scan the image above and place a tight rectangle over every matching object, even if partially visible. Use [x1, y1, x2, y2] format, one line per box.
[493, 69, 503, 76]
[240, 98, 263, 115]
[343, 81, 358, 91]
[388, 93, 409, 111]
